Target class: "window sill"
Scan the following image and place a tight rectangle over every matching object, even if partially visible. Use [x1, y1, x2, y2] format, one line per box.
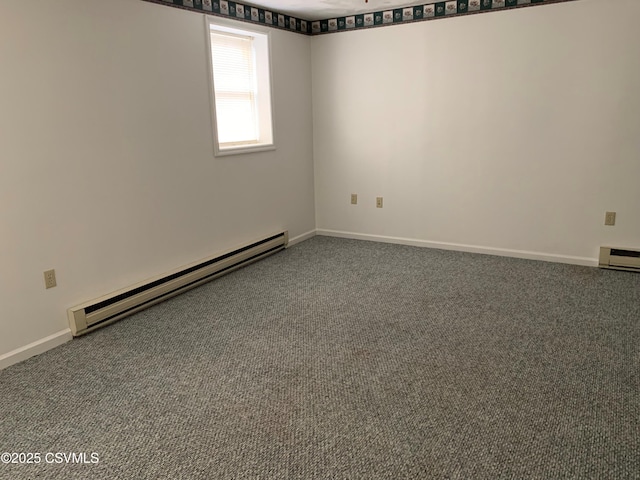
[215, 143, 276, 157]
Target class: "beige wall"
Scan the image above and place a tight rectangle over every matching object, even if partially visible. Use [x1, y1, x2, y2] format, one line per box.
[312, 0, 640, 263]
[0, 0, 315, 360]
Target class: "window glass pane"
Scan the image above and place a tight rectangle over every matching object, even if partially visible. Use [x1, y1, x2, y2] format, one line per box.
[210, 32, 258, 145]
[215, 92, 257, 144]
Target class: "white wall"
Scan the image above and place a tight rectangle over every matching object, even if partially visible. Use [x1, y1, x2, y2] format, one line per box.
[312, 0, 640, 263]
[0, 0, 314, 361]
[3, 0, 639, 365]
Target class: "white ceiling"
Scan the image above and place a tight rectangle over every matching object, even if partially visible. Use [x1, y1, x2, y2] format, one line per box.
[243, 0, 428, 21]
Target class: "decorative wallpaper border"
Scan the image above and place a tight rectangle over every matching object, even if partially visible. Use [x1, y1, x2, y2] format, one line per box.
[311, 0, 578, 35]
[142, 0, 313, 34]
[142, 0, 579, 36]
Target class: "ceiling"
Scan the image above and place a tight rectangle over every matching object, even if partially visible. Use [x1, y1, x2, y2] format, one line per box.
[242, 0, 428, 21]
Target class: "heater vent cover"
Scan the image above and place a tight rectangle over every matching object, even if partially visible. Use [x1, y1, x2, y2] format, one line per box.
[68, 232, 288, 336]
[599, 246, 640, 272]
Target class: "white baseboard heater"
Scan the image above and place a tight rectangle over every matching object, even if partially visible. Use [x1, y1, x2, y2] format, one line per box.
[599, 246, 640, 272]
[68, 231, 288, 336]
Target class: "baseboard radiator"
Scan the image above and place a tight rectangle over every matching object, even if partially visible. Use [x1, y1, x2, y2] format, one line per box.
[68, 231, 288, 336]
[599, 246, 640, 272]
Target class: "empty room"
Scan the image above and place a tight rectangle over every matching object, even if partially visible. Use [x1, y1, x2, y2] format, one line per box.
[0, 0, 638, 478]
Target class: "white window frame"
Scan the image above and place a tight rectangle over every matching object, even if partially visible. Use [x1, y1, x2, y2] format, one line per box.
[205, 16, 276, 157]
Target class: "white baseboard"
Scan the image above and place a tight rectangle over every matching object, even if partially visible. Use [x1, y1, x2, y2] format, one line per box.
[316, 229, 598, 267]
[288, 229, 317, 246]
[0, 329, 73, 371]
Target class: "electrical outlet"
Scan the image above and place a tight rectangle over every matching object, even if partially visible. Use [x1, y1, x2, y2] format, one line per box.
[351, 193, 357, 205]
[376, 197, 383, 208]
[605, 211, 616, 226]
[44, 269, 57, 289]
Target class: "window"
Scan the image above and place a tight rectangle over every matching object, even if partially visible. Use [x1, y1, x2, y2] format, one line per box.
[206, 19, 275, 156]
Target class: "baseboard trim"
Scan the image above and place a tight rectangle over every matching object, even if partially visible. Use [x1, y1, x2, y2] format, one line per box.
[0, 329, 73, 371]
[316, 229, 598, 267]
[288, 229, 317, 246]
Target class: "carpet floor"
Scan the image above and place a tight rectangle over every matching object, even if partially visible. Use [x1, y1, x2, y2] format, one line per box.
[0, 236, 638, 479]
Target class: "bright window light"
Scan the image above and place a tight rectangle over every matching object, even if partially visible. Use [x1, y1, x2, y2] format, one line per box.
[207, 20, 275, 156]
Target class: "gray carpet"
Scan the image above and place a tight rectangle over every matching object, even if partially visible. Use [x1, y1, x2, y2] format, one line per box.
[1, 236, 638, 479]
